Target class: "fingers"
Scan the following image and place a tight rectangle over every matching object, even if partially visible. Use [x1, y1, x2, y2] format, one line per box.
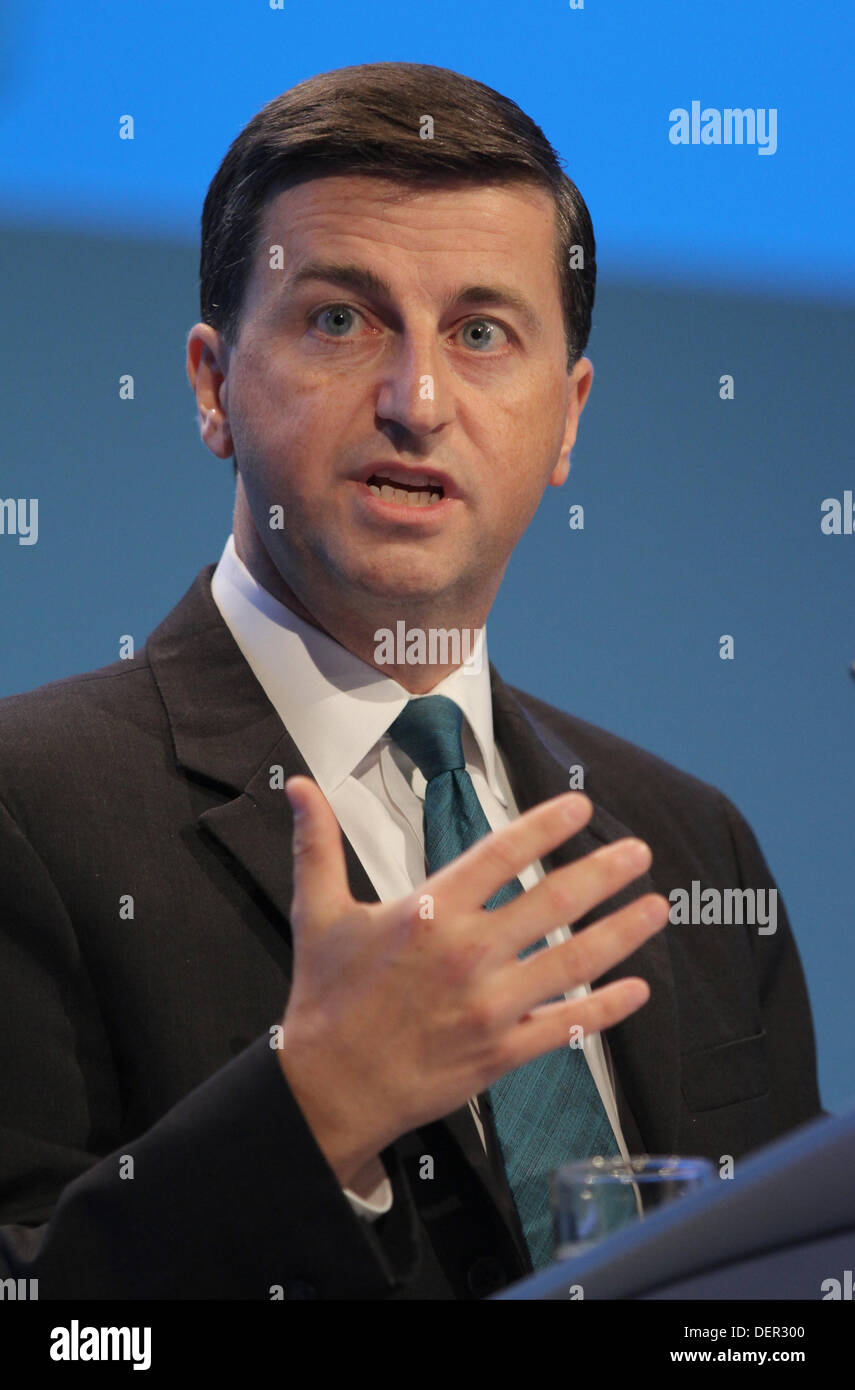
[428, 792, 594, 913]
[285, 775, 354, 932]
[500, 977, 652, 1075]
[490, 836, 655, 958]
[507, 893, 670, 1018]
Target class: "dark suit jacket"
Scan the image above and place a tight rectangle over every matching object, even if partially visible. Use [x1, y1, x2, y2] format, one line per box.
[0, 565, 821, 1298]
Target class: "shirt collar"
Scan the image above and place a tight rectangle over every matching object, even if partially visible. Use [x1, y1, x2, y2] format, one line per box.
[209, 533, 507, 803]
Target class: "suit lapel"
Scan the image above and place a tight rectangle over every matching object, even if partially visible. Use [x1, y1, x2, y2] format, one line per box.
[490, 667, 682, 1152]
[145, 566, 378, 953]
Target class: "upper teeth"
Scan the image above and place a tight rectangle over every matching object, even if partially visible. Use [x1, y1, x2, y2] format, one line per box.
[367, 477, 443, 506]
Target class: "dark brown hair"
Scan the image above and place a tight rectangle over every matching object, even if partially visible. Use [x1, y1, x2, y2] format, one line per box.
[200, 61, 596, 381]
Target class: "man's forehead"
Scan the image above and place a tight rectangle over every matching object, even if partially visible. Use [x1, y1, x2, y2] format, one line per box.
[256, 173, 556, 255]
[250, 173, 559, 308]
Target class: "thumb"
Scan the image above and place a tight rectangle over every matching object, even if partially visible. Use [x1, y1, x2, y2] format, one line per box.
[285, 775, 353, 933]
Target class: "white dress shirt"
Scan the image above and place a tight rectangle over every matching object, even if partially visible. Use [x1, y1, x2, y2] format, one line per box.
[210, 533, 630, 1221]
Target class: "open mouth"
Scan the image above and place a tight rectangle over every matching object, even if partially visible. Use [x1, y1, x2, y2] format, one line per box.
[365, 472, 444, 507]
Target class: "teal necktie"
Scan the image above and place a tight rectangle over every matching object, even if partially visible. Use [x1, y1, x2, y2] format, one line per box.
[388, 693, 620, 1269]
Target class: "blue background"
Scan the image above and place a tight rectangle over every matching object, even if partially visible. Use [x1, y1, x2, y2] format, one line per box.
[1, 0, 852, 1114]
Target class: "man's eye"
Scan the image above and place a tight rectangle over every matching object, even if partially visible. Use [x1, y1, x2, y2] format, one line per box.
[309, 306, 508, 350]
[460, 319, 508, 352]
[311, 305, 363, 337]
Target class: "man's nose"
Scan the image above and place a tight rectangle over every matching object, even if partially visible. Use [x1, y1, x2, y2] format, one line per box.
[374, 332, 454, 437]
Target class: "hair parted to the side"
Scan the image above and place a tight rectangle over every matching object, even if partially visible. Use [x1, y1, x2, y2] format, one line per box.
[201, 62, 596, 363]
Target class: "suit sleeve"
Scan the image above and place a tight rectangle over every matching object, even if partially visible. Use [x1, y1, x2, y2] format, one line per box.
[718, 791, 824, 1132]
[0, 794, 419, 1299]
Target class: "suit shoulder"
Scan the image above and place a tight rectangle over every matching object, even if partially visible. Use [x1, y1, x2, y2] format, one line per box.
[0, 654, 161, 800]
[0, 651, 155, 721]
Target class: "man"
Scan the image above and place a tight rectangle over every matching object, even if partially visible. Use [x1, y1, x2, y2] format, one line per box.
[0, 62, 821, 1300]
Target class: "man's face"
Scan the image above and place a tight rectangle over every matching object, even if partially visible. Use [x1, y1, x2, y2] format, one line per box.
[190, 174, 592, 628]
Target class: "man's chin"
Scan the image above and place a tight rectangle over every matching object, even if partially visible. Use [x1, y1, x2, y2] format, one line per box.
[353, 574, 455, 607]
[335, 547, 450, 595]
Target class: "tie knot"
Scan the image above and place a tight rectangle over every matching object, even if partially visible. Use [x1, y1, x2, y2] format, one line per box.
[387, 695, 466, 781]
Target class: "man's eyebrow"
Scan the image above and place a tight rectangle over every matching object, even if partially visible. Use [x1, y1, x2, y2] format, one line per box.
[286, 261, 392, 302]
[453, 284, 543, 335]
[284, 261, 543, 333]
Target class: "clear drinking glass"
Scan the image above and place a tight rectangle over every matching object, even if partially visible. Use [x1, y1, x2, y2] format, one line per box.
[552, 1154, 715, 1259]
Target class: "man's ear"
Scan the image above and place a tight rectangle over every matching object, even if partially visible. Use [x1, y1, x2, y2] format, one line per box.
[186, 323, 234, 459]
[549, 356, 594, 487]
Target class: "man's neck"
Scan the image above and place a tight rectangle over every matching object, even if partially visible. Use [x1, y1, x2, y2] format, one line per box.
[232, 532, 487, 694]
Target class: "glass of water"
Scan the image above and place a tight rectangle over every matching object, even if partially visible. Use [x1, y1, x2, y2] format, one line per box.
[552, 1154, 714, 1259]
